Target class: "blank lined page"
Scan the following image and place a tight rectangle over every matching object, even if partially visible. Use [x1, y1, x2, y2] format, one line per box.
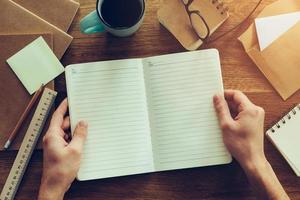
[66, 59, 154, 181]
[143, 49, 231, 171]
[267, 105, 300, 176]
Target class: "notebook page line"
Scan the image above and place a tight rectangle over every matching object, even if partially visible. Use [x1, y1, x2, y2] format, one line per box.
[65, 60, 155, 180]
[143, 50, 231, 171]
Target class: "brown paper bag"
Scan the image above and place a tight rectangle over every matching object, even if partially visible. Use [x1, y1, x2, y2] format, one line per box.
[239, 0, 300, 100]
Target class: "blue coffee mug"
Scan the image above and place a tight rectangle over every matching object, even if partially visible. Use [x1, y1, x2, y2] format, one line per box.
[80, 0, 145, 37]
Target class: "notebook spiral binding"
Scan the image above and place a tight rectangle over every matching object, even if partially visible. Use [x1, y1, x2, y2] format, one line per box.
[211, 0, 229, 15]
[270, 104, 300, 133]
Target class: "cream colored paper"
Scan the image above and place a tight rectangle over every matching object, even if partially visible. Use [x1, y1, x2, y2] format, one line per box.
[143, 49, 231, 171]
[255, 12, 300, 51]
[65, 49, 231, 181]
[66, 59, 155, 181]
[7, 37, 64, 94]
[266, 105, 300, 176]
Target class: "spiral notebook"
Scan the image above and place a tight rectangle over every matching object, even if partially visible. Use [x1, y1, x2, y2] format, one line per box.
[66, 49, 232, 181]
[266, 105, 300, 176]
[158, 0, 229, 50]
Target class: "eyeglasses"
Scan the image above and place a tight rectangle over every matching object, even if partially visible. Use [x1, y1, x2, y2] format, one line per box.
[181, 0, 211, 43]
[181, 0, 263, 45]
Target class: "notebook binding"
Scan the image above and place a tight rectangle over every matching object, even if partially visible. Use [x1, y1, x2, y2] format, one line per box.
[270, 104, 300, 133]
[211, 0, 229, 15]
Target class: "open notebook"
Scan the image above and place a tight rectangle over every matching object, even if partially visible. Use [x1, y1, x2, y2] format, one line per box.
[65, 49, 232, 181]
[266, 104, 300, 176]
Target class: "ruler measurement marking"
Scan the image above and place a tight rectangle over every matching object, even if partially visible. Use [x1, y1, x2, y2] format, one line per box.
[0, 88, 57, 200]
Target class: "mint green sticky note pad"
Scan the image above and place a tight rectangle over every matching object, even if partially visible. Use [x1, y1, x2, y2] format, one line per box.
[7, 36, 64, 94]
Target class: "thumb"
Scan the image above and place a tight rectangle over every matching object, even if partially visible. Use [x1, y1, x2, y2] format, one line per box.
[213, 94, 235, 130]
[68, 121, 88, 152]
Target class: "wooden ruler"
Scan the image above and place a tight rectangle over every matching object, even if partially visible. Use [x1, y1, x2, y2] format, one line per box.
[0, 88, 57, 200]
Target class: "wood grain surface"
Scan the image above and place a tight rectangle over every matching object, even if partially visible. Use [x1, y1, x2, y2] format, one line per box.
[1, 0, 300, 199]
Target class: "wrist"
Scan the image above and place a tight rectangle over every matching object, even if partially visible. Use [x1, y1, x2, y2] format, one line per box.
[38, 177, 67, 200]
[240, 156, 290, 200]
[242, 155, 270, 177]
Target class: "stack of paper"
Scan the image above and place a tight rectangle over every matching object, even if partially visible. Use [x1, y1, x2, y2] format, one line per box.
[0, 0, 79, 150]
[0, 0, 79, 59]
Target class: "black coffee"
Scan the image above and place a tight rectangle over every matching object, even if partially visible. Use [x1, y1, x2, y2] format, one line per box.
[100, 0, 143, 28]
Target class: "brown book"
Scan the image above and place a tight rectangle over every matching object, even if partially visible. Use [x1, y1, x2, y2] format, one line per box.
[0, 34, 54, 150]
[0, 0, 73, 59]
[12, 0, 79, 32]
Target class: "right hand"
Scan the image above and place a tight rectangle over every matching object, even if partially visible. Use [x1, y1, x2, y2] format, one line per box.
[213, 90, 267, 170]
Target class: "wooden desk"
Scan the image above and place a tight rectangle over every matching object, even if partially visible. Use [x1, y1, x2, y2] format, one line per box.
[1, 0, 300, 199]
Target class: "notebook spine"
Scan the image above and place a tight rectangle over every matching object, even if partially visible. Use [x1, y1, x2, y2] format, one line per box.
[211, 0, 229, 15]
[269, 104, 300, 133]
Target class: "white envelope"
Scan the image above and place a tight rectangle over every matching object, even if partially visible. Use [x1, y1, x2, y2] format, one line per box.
[255, 11, 300, 51]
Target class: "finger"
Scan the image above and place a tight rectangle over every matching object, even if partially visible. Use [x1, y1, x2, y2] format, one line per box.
[62, 116, 70, 130]
[213, 94, 235, 128]
[68, 121, 88, 152]
[224, 90, 253, 111]
[50, 98, 68, 127]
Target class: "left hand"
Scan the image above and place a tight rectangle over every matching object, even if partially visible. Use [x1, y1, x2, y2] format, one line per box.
[38, 99, 88, 200]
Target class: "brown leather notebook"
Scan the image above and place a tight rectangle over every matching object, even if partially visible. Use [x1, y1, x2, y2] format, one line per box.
[0, 34, 54, 150]
[0, 0, 73, 59]
[12, 0, 79, 32]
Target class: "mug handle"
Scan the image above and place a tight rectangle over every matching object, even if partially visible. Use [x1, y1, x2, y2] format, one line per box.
[80, 10, 105, 34]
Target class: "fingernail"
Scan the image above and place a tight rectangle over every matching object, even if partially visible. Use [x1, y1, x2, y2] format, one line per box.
[79, 120, 88, 128]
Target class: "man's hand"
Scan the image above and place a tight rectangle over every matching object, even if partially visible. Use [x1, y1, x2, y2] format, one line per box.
[38, 99, 88, 200]
[213, 90, 289, 200]
[213, 90, 266, 170]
